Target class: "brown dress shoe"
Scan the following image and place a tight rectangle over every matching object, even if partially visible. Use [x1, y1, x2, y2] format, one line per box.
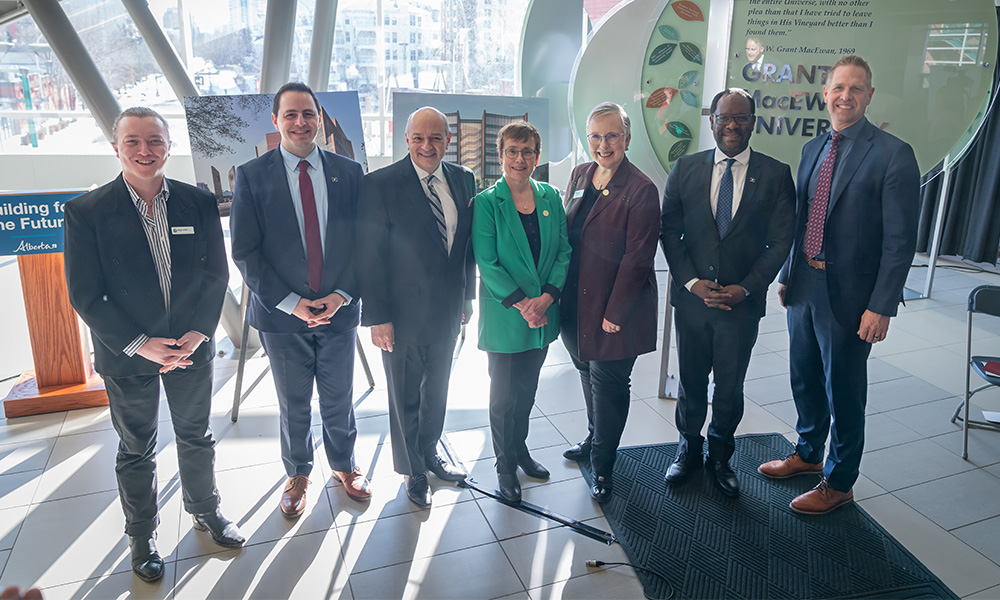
[280, 475, 309, 518]
[334, 467, 372, 501]
[758, 453, 824, 479]
[790, 479, 854, 515]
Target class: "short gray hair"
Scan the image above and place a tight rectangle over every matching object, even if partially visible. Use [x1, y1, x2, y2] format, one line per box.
[112, 107, 169, 144]
[586, 102, 630, 137]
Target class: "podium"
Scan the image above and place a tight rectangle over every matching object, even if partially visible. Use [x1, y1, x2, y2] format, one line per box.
[2, 253, 107, 418]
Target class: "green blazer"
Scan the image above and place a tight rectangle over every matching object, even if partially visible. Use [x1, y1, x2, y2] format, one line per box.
[473, 177, 571, 353]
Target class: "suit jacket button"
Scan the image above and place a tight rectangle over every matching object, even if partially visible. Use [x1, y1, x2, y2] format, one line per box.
[120, 289, 128, 296]
[709, 265, 715, 271]
[112, 259, 119, 265]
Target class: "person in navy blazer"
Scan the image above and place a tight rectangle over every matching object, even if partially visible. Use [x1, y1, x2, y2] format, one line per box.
[357, 107, 477, 508]
[64, 107, 243, 583]
[660, 88, 795, 498]
[759, 56, 920, 514]
[231, 82, 371, 517]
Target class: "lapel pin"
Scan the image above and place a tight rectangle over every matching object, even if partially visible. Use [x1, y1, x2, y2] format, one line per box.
[542, 210, 549, 217]
[749, 177, 756, 183]
[602, 189, 610, 196]
[330, 177, 338, 183]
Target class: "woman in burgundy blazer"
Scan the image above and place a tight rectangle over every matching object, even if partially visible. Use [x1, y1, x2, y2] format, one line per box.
[559, 102, 660, 502]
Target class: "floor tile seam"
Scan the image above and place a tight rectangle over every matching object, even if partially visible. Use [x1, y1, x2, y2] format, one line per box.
[522, 563, 635, 595]
[926, 431, 1000, 465]
[343, 539, 500, 577]
[490, 518, 531, 594]
[865, 392, 960, 413]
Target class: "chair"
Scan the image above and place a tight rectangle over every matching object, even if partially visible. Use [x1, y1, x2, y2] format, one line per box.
[951, 285, 1000, 459]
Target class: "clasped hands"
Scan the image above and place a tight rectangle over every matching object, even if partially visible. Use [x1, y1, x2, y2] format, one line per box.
[136, 331, 207, 374]
[292, 292, 347, 328]
[513, 293, 553, 329]
[691, 279, 746, 310]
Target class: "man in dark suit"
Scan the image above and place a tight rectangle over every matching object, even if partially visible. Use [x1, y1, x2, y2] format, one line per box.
[660, 89, 795, 497]
[231, 82, 371, 518]
[759, 55, 920, 514]
[64, 107, 244, 583]
[357, 106, 477, 507]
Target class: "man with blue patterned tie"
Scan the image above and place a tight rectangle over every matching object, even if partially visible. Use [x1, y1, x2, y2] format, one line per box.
[660, 88, 795, 497]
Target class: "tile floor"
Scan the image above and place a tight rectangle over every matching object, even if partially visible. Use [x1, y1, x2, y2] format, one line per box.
[2, 256, 1000, 599]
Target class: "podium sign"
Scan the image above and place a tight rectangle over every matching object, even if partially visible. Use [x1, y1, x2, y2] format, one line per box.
[1, 190, 108, 418]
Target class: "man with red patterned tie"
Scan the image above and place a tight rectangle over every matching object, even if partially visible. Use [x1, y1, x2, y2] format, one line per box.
[759, 56, 920, 514]
[231, 82, 372, 517]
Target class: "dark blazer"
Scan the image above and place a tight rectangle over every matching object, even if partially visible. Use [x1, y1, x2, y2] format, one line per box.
[64, 175, 227, 377]
[230, 147, 363, 334]
[660, 149, 795, 319]
[357, 155, 477, 346]
[779, 119, 920, 330]
[562, 157, 659, 362]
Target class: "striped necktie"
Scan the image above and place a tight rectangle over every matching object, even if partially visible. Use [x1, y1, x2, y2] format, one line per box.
[716, 158, 735, 237]
[425, 174, 448, 251]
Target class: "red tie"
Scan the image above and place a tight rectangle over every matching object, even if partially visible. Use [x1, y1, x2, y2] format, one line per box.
[298, 160, 323, 292]
[804, 130, 843, 258]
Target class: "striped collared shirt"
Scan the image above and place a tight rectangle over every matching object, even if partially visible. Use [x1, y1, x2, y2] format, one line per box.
[122, 177, 171, 356]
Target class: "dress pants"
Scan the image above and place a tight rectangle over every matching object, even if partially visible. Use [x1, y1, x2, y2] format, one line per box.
[382, 337, 458, 476]
[260, 326, 358, 477]
[487, 347, 548, 474]
[674, 303, 760, 463]
[787, 260, 871, 491]
[105, 362, 220, 537]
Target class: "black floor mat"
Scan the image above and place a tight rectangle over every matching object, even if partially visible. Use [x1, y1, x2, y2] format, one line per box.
[578, 433, 958, 599]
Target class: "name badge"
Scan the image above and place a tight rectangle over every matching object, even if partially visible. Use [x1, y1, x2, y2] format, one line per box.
[171, 226, 195, 235]
[573, 189, 584, 199]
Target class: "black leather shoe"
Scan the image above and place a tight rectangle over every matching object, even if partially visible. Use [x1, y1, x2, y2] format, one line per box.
[497, 473, 521, 503]
[129, 534, 164, 582]
[665, 452, 703, 485]
[517, 454, 550, 479]
[563, 439, 592, 461]
[706, 459, 740, 497]
[590, 474, 612, 503]
[192, 509, 246, 548]
[426, 454, 466, 482]
[407, 472, 432, 508]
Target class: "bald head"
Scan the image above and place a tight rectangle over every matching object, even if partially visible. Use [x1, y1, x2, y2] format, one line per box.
[405, 107, 452, 173]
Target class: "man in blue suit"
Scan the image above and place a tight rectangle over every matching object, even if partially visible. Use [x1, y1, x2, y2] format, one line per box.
[660, 88, 795, 498]
[65, 107, 244, 583]
[231, 82, 371, 518]
[759, 56, 920, 514]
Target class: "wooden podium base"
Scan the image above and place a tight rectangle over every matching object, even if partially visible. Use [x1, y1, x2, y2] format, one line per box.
[3, 369, 108, 418]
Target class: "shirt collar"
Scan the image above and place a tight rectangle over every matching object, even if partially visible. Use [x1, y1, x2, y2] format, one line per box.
[412, 159, 445, 184]
[123, 176, 169, 211]
[279, 144, 320, 172]
[833, 117, 867, 141]
[714, 145, 751, 167]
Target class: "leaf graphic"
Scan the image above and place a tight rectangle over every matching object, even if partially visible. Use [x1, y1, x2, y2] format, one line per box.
[649, 43, 677, 65]
[658, 25, 679, 40]
[678, 70, 698, 89]
[665, 121, 692, 139]
[669, 140, 691, 161]
[671, 0, 705, 21]
[681, 90, 699, 108]
[645, 87, 678, 108]
[680, 42, 703, 64]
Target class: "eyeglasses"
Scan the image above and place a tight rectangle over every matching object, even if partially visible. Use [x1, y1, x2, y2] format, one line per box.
[713, 114, 753, 125]
[503, 147, 537, 159]
[587, 133, 623, 145]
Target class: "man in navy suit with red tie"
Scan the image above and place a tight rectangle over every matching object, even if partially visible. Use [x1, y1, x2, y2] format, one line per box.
[231, 82, 371, 517]
[759, 56, 920, 514]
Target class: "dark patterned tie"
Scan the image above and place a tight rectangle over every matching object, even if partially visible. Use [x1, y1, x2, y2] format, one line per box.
[298, 160, 323, 292]
[716, 158, 735, 237]
[804, 130, 843, 258]
[425, 174, 448, 250]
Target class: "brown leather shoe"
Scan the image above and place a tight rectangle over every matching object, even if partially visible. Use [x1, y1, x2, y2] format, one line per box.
[280, 475, 309, 518]
[790, 479, 854, 515]
[758, 453, 824, 479]
[334, 467, 372, 501]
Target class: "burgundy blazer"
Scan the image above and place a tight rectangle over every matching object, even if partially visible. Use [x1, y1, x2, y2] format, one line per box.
[562, 157, 660, 362]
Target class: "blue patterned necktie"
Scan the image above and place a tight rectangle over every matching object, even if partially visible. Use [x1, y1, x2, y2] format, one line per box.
[716, 158, 736, 237]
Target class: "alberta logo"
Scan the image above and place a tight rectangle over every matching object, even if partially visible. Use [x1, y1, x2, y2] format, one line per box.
[14, 239, 57, 253]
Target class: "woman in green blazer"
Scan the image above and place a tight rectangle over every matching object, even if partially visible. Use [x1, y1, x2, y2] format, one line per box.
[473, 121, 571, 503]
